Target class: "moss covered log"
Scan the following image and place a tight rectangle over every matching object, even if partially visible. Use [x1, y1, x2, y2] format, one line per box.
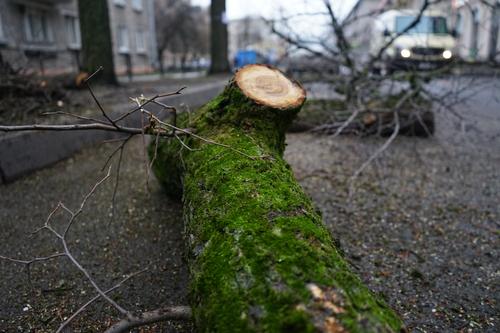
[150, 65, 404, 332]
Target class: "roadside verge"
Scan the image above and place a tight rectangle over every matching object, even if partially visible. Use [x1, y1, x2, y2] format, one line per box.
[0, 81, 225, 184]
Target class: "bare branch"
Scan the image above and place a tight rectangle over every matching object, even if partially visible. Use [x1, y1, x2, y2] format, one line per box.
[56, 268, 151, 333]
[42, 111, 110, 125]
[101, 135, 133, 172]
[323, 0, 354, 69]
[142, 109, 257, 160]
[85, 67, 118, 128]
[104, 306, 192, 333]
[0, 253, 66, 266]
[347, 87, 421, 197]
[113, 86, 186, 123]
[0, 123, 184, 137]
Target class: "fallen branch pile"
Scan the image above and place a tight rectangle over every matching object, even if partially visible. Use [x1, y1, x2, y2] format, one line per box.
[0, 55, 67, 124]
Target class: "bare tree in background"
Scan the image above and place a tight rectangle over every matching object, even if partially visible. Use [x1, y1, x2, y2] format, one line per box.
[209, 0, 230, 73]
[271, 0, 451, 135]
[268, 0, 500, 198]
[155, 0, 209, 73]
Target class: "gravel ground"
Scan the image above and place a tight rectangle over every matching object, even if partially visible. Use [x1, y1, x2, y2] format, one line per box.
[1, 90, 499, 332]
[285, 132, 499, 333]
[0, 139, 194, 332]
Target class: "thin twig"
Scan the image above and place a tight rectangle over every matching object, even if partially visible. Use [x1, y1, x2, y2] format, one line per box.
[56, 267, 150, 333]
[0, 253, 66, 266]
[101, 135, 133, 172]
[104, 306, 192, 333]
[148, 132, 161, 171]
[143, 109, 257, 160]
[42, 111, 109, 125]
[0, 123, 189, 137]
[84, 67, 118, 128]
[110, 139, 127, 222]
[113, 86, 186, 123]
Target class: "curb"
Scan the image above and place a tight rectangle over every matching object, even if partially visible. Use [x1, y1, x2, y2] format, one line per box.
[0, 82, 225, 184]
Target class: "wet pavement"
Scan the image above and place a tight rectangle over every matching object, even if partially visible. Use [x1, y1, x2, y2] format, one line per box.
[0, 139, 193, 332]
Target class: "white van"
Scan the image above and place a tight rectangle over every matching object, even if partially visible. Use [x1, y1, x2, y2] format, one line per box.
[371, 9, 457, 73]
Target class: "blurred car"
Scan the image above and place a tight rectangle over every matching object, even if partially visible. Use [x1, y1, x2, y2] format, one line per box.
[233, 50, 269, 69]
[370, 9, 457, 74]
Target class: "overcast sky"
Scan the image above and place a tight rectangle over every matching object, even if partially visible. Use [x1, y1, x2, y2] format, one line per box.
[190, 0, 356, 20]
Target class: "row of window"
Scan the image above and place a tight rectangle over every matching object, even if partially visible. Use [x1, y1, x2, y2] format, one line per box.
[0, 8, 147, 54]
[114, 0, 143, 11]
[0, 8, 76, 46]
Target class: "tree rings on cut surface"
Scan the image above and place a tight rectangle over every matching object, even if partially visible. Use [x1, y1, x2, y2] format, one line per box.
[235, 64, 306, 109]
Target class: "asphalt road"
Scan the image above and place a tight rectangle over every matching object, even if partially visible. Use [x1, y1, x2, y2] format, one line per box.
[307, 74, 500, 146]
[427, 76, 500, 148]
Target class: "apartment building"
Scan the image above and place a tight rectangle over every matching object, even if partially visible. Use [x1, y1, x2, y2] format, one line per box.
[0, 0, 157, 76]
[453, 0, 499, 62]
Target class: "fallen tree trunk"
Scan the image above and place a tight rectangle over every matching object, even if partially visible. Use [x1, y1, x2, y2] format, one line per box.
[151, 65, 404, 332]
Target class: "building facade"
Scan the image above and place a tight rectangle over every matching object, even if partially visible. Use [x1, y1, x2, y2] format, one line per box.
[0, 0, 157, 76]
[452, 0, 499, 62]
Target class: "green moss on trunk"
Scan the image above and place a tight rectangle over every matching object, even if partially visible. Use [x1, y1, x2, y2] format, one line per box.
[151, 77, 404, 332]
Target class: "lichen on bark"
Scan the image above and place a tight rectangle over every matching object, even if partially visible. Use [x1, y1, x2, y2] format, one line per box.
[150, 66, 404, 332]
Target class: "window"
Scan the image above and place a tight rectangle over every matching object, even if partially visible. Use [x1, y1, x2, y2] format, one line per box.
[395, 16, 448, 35]
[65, 16, 81, 49]
[132, 0, 143, 11]
[472, 8, 480, 24]
[118, 26, 130, 53]
[24, 9, 53, 43]
[135, 30, 146, 53]
[0, 13, 5, 41]
[455, 13, 463, 36]
[114, 0, 126, 7]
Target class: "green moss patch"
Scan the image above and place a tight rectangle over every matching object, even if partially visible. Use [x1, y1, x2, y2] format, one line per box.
[150, 81, 404, 332]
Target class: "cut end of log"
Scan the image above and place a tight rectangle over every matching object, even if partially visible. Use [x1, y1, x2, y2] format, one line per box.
[235, 64, 306, 109]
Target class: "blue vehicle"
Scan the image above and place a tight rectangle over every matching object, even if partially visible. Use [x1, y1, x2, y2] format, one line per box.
[233, 50, 269, 69]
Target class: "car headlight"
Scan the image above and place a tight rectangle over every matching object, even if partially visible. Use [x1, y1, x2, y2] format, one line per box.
[442, 50, 452, 59]
[400, 49, 411, 58]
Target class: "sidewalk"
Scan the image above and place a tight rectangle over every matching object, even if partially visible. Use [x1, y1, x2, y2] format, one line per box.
[117, 70, 207, 83]
[0, 75, 229, 184]
[0, 138, 193, 332]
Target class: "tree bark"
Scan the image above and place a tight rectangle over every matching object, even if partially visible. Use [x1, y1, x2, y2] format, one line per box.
[208, 0, 230, 74]
[77, 0, 117, 84]
[151, 65, 404, 332]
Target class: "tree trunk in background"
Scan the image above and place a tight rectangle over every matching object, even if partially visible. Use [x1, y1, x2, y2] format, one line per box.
[77, 0, 117, 84]
[209, 0, 230, 74]
[158, 49, 165, 75]
[150, 65, 404, 332]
